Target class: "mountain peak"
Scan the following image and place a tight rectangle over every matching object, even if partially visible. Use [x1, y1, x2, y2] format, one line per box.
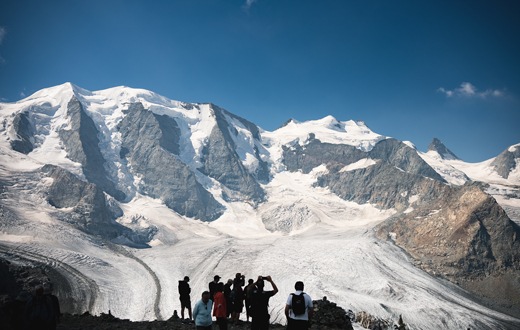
[491, 142, 520, 179]
[428, 138, 459, 160]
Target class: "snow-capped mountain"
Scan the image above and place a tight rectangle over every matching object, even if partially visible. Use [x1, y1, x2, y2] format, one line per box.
[1, 83, 520, 329]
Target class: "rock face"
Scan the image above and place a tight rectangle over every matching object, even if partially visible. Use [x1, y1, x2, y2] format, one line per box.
[59, 97, 126, 201]
[9, 112, 34, 154]
[118, 103, 224, 221]
[312, 298, 354, 329]
[42, 164, 115, 227]
[491, 144, 520, 179]
[282, 137, 366, 174]
[376, 183, 520, 316]
[317, 160, 447, 211]
[41, 164, 153, 245]
[282, 135, 520, 316]
[428, 137, 459, 160]
[2, 83, 520, 321]
[283, 137, 446, 211]
[198, 105, 266, 203]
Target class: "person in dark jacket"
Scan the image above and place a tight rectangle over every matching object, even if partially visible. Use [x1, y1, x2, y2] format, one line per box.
[244, 279, 255, 322]
[231, 273, 245, 324]
[209, 275, 221, 300]
[250, 276, 278, 330]
[224, 279, 233, 318]
[25, 285, 58, 330]
[178, 276, 192, 321]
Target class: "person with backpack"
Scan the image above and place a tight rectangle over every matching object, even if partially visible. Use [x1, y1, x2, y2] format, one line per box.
[284, 281, 313, 330]
[250, 275, 278, 330]
[178, 276, 192, 321]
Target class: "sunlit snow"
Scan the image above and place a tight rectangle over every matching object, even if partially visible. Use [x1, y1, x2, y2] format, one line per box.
[1, 83, 519, 329]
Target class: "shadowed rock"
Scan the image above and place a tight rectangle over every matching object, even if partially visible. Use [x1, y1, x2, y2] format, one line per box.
[198, 104, 267, 202]
[428, 138, 459, 160]
[10, 112, 35, 154]
[59, 97, 126, 201]
[118, 103, 224, 221]
[491, 145, 520, 179]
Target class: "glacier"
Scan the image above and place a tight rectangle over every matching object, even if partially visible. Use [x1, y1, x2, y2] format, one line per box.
[1, 83, 519, 329]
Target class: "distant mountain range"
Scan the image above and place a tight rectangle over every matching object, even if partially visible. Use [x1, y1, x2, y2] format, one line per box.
[1, 83, 519, 327]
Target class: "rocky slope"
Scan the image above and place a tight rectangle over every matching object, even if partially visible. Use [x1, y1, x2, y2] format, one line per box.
[1, 83, 520, 327]
[376, 183, 520, 317]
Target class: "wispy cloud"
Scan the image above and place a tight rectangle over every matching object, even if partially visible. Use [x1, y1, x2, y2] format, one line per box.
[0, 27, 6, 44]
[0, 26, 6, 64]
[438, 82, 504, 98]
[242, 0, 257, 11]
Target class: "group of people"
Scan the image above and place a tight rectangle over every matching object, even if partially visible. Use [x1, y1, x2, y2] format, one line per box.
[3, 282, 61, 330]
[178, 274, 313, 330]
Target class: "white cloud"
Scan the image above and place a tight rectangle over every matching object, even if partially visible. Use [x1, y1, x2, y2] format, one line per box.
[243, 0, 257, 11]
[437, 82, 505, 99]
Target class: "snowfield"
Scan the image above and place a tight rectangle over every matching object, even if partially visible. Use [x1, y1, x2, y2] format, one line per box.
[1, 83, 520, 329]
[1, 150, 519, 329]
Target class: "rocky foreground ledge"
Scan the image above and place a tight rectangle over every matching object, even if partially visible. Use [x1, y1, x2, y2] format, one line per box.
[51, 298, 407, 330]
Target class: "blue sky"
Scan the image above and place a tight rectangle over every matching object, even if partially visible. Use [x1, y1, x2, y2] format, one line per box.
[1, 0, 519, 162]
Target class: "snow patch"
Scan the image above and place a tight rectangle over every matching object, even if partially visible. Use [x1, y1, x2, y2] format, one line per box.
[339, 158, 377, 173]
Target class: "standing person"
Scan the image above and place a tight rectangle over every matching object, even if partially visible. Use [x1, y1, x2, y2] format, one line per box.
[209, 275, 221, 300]
[43, 282, 61, 329]
[244, 279, 255, 322]
[193, 291, 214, 330]
[178, 276, 192, 321]
[250, 276, 278, 330]
[25, 285, 57, 330]
[223, 279, 233, 318]
[212, 282, 227, 330]
[231, 273, 245, 324]
[285, 281, 313, 330]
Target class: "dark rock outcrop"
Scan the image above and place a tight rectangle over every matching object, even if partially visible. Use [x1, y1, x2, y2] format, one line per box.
[41, 164, 153, 245]
[312, 297, 354, 329]
[282, 138, 365, 174]
[282, 137, 447, 211]
[428, 138, 459, 160]
[118, 103, 224, 221]
[9, 112, 34, 154]
[41, 164, 120, 236]
[491, 145, 520, 179]
[199, 104, 266, 202]
[59, 97, 126, 201]
[369, 139, 445, 182]
[317, 160, 448, 211]
[376, 183, 520, 317]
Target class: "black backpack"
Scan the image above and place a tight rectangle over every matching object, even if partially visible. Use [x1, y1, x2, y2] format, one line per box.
[291, 292, 306, 316]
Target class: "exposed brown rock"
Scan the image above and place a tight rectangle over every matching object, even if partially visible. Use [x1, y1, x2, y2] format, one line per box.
[377, 183, 520, 317]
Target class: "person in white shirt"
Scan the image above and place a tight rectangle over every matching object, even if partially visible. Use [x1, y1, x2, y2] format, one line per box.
[284, 281, 313, 330]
